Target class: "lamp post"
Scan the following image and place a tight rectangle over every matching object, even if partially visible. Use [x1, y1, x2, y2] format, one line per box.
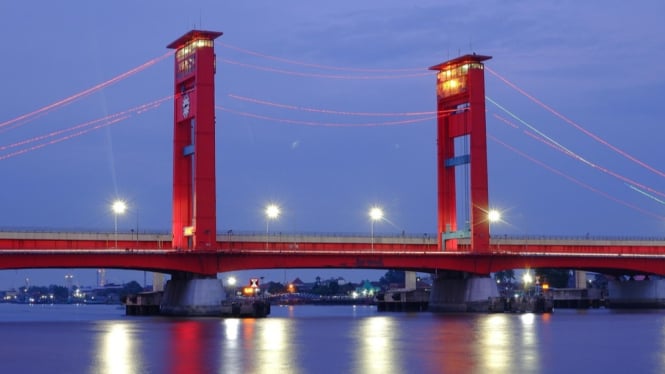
[112, 200, 127, 249]
[265, 204, 280, 249]
[488, 209, 501, 251]
[227, 276, 237, 298]
[488, 209, 501, 224]
[64, 274, 73, 301]
[523, 271, 533, 296]
[369, 206, 384, 251]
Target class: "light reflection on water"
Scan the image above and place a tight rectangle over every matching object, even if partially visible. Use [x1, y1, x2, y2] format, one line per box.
[518, 313, 539, 372]
[356, 316, 401, 373]
[96, 322, 137, 374]
[2, 305, 665, 373]
[478, 314, 512, 373]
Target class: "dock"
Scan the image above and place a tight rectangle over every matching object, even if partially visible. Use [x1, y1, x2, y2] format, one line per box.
[124, 292, 270, 317]
[550, 288, 606, 309]
[376, 288, 429, 312]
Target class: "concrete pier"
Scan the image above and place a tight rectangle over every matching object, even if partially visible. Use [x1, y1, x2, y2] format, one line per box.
[125, 291, 162, 315]
[376, 288, 429, 312]
[160, 275, 226, 316]
[550, 288, 605, 309]
[506, 294, 553, 313]
[608, 278, 665, 308]
[428, 273, 502, 312]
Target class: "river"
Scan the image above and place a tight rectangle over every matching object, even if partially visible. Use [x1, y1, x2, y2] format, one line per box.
[0, 303, 663, 373]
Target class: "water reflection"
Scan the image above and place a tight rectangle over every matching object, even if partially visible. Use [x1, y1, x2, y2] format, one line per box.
[222, 317, 294, 373]
[256, 319, 291, 373]
[478, 314, 511, 372]
[94, 322, 138, 374]
[422, 313, 543, 373]
[165, 320, 220, 373]
[9, 305, 665, 373]
[356, 316, 402, 373]
[427, 316, 476, 372]
[517, 313, 539, 372]
[89, 311, 546, 374]
[476, 313, 540, 373]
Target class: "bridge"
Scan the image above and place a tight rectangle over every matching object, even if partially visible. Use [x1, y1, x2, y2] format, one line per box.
[2, 230, 665, 276]
[3, 29, 665, 312]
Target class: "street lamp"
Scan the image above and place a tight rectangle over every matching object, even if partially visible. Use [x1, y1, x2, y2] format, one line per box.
[488, 209, 501, 223]
[227, 276, 237, 297]
[265, 204, 280, 249]
[488, 209, 502, 251]
[64, 274, 73, 300]
[369, 206, 384, 251]
[112, 200, 127, 248]
[523, 271, 533, 296]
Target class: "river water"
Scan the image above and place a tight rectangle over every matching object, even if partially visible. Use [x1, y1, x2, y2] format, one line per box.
[0, 303, 663, 373]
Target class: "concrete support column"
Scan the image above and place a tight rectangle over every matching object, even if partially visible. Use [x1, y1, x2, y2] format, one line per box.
[429, 272, 500, 312]
[160, 274, 226, 316]
[574, 270, 587, 289]
[608, 277, 665, 308]
[405, 271, 417, 290]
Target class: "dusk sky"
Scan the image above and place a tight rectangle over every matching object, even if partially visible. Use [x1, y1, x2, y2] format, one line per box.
[1, 1, 664, 288]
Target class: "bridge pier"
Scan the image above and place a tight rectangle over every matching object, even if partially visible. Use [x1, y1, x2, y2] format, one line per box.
[160, 272, 226, 316]
[608, 277, 665, 308]
[428, 272, 501, 312]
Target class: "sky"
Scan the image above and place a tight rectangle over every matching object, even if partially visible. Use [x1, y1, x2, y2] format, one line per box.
[0, 1, 664, 289]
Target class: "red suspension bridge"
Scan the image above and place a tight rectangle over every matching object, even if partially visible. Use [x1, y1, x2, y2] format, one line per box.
[2, 30, 665, 279]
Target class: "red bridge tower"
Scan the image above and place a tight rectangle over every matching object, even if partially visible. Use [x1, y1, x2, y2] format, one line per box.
[429, 54, 492, 253]
[167, 30, 223, 250]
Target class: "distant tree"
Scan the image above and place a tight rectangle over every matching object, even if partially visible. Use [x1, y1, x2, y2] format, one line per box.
[48, 285, 69, 301]
[266, 281, 285, 294]
[339, 282, 356, 295]
[493, 270, 516, 295]
[494, 270, 515, 284]
[590, 273, 609, 290]
[30, 286, 49, 295]
[310, 279, 342, 296]
[535, 269, 570, 288]
[123, 281, 144, 296]
[380, 270, 405, 287]
[327, 281, 339, 295]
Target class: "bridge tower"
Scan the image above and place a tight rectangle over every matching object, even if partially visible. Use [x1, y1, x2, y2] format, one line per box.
[429, 54, 492, 253]
[167, 30, 223, 250]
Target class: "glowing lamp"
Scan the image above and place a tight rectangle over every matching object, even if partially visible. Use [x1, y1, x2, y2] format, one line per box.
[488, 209, 501, 222]
[369, 207, 384, 221]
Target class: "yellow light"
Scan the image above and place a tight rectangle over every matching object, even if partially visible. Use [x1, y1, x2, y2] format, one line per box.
[523, 271, 533, 285]
[542, 284, 550, 290]
[447, 79, 459, 89]
[183, 226, 194, 236]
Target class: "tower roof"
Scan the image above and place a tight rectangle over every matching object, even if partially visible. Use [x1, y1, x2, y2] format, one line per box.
[167, 29, 223, 49]
[428, 54, 492, 71]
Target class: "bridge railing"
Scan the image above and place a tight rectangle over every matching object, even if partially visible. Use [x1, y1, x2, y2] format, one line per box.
[2, 229, 665, 255]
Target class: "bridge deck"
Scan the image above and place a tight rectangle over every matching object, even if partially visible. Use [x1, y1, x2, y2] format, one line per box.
[2, 231, 665, 276]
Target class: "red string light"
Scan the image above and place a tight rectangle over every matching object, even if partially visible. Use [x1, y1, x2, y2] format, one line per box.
[0, 51, 173, 132]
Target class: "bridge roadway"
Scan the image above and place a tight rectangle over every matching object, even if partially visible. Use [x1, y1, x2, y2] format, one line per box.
[2, 231, 665, 276]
